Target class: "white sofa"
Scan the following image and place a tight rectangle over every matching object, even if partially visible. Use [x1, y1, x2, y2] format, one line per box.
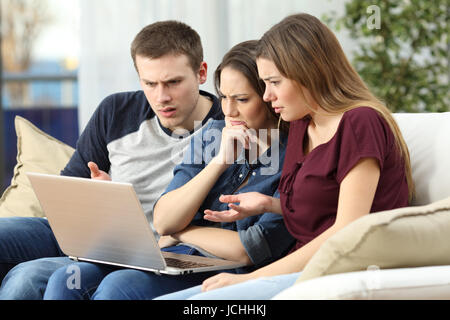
[274, 112, 450, 300]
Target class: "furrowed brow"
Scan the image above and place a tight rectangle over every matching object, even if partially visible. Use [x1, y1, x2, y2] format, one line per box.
[262, 76, 279, 82]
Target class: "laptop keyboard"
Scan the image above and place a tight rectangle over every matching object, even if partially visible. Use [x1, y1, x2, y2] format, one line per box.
[164, 257, 212, 269]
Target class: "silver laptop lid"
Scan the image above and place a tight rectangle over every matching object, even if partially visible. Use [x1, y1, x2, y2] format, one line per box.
[26, 172, 167, 271]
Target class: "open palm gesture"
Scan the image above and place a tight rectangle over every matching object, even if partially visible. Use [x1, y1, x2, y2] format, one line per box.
[204, 192, 272, 222]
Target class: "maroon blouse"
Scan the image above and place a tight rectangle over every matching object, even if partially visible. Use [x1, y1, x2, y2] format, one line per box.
[279, 107, 409, 251]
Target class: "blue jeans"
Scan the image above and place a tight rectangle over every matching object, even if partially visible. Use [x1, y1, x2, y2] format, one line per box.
[43, 246, 230, 300]
[0, 217, 67, 300]
[155, 272, 301, 300]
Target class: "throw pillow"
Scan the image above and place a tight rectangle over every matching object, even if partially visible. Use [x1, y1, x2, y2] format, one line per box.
[0, 116, 75, 217]
[296, 196, 450, 283]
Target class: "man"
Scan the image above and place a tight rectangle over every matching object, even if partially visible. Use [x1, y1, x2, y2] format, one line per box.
[0, 20, 223, 299]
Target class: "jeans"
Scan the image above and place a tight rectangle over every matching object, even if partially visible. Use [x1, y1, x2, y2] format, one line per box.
[0, 217, 67, 300]
[43, 245, 227, 300]
[155, 272, 301, 300]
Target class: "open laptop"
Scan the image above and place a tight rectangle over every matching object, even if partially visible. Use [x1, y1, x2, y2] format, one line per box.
[26, 172, 246, 275]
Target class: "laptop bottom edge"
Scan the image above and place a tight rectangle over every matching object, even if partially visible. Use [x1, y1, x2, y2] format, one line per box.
[69, 256, 224, 276]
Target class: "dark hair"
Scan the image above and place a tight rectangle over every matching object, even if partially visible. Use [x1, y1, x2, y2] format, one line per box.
[131, 20, 203, 73]
[214, 40, 289, 134]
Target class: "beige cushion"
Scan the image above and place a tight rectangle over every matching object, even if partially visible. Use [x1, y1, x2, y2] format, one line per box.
[0, 116, 75, 217]
[296, 196, 450, 283]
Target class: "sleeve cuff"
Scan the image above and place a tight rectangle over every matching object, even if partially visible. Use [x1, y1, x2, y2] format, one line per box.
[238, 225, 272, 266]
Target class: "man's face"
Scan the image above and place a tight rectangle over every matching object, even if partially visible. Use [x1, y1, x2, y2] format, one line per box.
[136, 54, 207, 132]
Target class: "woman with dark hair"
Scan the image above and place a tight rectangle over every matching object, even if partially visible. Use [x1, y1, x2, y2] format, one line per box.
[43, 40, 294, 300]
[157, 13, 412, 300]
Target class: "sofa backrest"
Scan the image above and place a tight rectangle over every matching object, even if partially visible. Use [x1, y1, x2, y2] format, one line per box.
[393, 112, 450, 206]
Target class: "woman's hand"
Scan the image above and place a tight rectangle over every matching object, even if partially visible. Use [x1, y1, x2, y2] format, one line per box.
[201, 272, 254, 292]
[88, 162, 111, 181]
[204, 192, 273, 222]
[213, 125, 257, 165]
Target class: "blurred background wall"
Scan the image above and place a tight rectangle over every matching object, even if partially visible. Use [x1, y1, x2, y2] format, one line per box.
[78, 0, 353, 130]
[0, 0, 448, 192]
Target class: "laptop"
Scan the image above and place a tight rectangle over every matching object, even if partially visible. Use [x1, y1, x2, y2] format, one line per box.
[26, 172, 246, 275]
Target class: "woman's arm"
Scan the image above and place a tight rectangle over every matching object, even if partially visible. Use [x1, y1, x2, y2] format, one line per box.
[170, 226, 252, 265]
[201, 157, 381, 291]
[153, 160, 229, 236]
[256, 157, 381, 275]
[153, 125, 252, 236]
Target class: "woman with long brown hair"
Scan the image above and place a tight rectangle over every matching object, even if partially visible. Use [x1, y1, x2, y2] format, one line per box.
[157, 13, 413, 300]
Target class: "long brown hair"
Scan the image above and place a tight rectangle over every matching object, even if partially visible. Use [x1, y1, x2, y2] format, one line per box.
[257, 13, 414, 201]
[215, 40, 289, 135]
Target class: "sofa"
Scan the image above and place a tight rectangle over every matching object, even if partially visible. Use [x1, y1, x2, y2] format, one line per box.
[1, 113, 450, 299]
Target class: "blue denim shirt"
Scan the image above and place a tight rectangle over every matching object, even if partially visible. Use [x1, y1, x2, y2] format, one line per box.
[159, 120, 295, 269]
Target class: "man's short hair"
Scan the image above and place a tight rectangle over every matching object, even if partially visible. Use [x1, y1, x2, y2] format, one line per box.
[131, 20, 204, 73]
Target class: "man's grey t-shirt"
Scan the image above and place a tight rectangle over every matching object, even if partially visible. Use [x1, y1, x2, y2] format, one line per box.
[61, 90, 223, 228]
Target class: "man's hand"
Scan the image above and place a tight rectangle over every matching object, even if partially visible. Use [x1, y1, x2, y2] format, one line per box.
[88, 162, 111, 181]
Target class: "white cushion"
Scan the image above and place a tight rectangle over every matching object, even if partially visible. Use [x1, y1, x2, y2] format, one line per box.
[273, 265, 450, 300]
[393, 112, 450, 206]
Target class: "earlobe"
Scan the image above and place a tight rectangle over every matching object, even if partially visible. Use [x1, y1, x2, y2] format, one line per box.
[198, 61, 208, 84]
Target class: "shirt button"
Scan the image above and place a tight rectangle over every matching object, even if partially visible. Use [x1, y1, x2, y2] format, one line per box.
[239, 174, 243, 178]
[252, 172, 256, 176]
